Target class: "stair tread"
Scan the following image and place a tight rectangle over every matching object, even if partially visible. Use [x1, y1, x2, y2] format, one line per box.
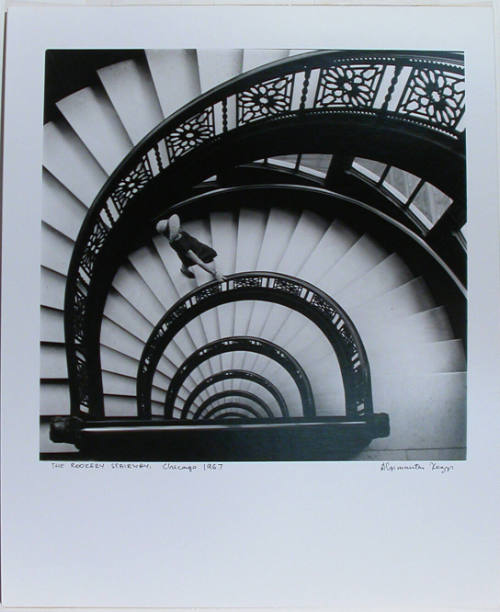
[97, 58, 163, 145]
[41, 225, 73, 277]
[335, 252, 414, 310]
[56, 85, 132, 174]
[370, 371, 466, 450]
[197, 49, 243, 92]
[145, 49, 201, 119]
[42, 170, 87, 241]
[43, 120, 107, 205]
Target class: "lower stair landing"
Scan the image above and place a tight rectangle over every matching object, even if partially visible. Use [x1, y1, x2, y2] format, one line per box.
[46, 414, 389, 461]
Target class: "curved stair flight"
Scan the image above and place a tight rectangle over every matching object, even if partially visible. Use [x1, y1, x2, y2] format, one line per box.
[40, 49, 466, 460]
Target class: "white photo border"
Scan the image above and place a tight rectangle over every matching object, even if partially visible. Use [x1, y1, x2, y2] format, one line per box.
[1, 5, 499, 608]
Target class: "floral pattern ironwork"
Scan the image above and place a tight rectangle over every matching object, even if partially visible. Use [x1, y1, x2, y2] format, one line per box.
[396, 68, 465, 128]
[316, 64, 384, 109]
[111, 160, 152, 211]
[237, 74, 293, 125]
[165, 109, 215, 162]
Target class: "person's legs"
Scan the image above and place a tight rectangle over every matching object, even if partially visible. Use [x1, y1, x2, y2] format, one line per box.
[180, 264, 195, 278]
[202, 259, 225, 282]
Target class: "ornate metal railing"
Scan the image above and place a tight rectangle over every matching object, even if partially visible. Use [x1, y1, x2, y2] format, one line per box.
[192, 390, 274, 420]
[137, 272, 372, 419]
[163, 337, 315, 418]
[65, 50, 464, 415]
[201, 402, 264, 421]
[182, 370, 288, 418]
[216, 412, 249, 420]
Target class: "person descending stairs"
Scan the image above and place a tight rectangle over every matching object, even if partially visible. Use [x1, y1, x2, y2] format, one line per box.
[155, 214, 225, 282]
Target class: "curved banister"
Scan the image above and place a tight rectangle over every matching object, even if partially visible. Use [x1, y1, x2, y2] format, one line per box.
[164, 337, 315, 418]
[137, 272, 371, 419]
[65, 50, 465, 415]
[181, 370, 288, 418]
[201, 403, 265, 421]
[168, 185, 466, 297]
[205, 402, 262, 421]
[192, 390, 274, 420]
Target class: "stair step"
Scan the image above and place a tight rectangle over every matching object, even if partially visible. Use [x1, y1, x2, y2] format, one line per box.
[145, 49, 201, 118]
[235, 208, 268, 272]
[392, 306, 455, 343]
[97, 58, 163, 145]
[242, 208, 301, 361]
[102, 371, 164, 403]
[41, 268, 66, 310]
[197, 49, 243, 92]
[233, 208, 268, 343]
[335, 252, 414, 310]
[40, 381, 70, 415]
[43, 120, 107, 205]
[350, 277, 436, 326]
[277, 209, 329, 275]
[111, 261, 166, 325]
[40, 307, 64, 343]
[101, 345, 143, 380]
[300, 219, 361, 284]
[103, 291, 154, 342]
[56, 84, 132, 174]
[42, 170, 87, 241]
[104, 395, 164, 418]
[100, 318, 149, 365]
[210, 211, 237, 372]
[109, 263, 193, 369]
[127, 245, 179, 312]
[210, 210, 237, 277]
[256, 208, 300, 270]
[100, 346, 166, 388]
[41, 225, 73, 277]
[40, 344, 67, 378]
[256, 211, 329, 342]
[369, 372, 466, 450]
[369, 339, 465, 374]
[318, 233, 388, 294]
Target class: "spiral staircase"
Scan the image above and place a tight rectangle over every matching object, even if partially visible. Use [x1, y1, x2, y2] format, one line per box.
[40, 49, 466, 460]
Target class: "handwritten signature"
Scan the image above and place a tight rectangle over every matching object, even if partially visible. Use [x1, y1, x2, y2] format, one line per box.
[380, 461, 454, 474]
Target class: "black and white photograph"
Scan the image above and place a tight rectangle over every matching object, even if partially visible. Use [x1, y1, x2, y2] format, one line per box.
[40, 47, 467, 461]
[2, 6, 499, 609]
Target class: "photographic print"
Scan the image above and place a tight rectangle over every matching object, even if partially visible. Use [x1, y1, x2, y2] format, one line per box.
[40, 48, 467, 461]
[3, 6, 500, 609]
